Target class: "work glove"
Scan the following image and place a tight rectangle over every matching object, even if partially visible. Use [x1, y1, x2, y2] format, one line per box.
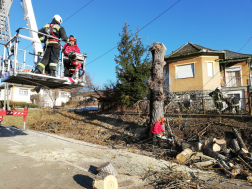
[39, 37, 45, 43]
[160, 133, 164, 136]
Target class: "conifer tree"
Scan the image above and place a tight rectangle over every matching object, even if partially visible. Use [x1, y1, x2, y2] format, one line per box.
[115, 23, 151, 106]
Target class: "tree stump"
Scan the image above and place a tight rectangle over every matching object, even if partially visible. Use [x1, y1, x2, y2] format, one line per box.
[96, 162, 118, 176]
[176, 148, 193, 164]
[94, 162, 118, 189]
[148, 43, 167, 127]
[93, 172, 118, 189]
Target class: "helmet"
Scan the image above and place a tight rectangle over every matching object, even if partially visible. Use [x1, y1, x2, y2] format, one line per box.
[158, 117, 167, 124]
[53, 15, 63, 24]
[69, 35, 76, 42]
[216, 86, 221, 91]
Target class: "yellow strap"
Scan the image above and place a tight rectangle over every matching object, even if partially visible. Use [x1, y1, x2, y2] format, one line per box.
[37, 63, 45, 69]
[39, 37, 44, 41]
[49, 63, 58, 67]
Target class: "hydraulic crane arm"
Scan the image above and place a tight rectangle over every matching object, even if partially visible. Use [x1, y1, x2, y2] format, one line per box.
[20, 0, 43, 61]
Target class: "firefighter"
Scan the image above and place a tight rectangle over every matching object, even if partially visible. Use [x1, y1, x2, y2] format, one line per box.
[151, 117, 166, 149]
[228, 95, 240, 114]
[209, 87, 223, 114]
[63, 35, 81, 77]
[34, 15, 70, 76]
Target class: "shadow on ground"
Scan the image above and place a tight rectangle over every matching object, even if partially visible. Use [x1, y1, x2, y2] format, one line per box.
[0, 126, 27, 137]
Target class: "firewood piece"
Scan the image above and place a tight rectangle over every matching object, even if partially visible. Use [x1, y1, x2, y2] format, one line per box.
[238, 148, 251, 160]
[93, 173, 118, 189]
[215, 139, 227, 151]
[230, 165, 241, 179]
[247, 176, 252, 182]
[96, 162, 118, 176]
[182, 142, 202, 152]
[231, 139, 240, 152]
[203, 148, 227, 161]
[232, 128, 247, 150]
[202, 143, 221, 152]
[191, 160, 216, 169]
[199, 154, 215, 161]
[237, 155, 252, 171]
[176, 148, 193, 164]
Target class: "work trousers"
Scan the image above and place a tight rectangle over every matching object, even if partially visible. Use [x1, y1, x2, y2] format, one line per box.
[36, 45, 61, 73]
[153, 134, 162, 147]
[214, 101, 222, 113]
[63, 58, 73, 77]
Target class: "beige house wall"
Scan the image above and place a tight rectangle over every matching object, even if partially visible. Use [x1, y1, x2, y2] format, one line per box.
[201, 56, 220, 90]
[168, 56, 220, 92]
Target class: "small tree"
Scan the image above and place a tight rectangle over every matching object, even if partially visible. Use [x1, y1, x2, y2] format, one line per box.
[115, 23, 151, 106]
[30, 94, 42, 107]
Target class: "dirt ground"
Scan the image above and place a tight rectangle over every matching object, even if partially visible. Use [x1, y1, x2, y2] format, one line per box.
[3, 109, 252, 188]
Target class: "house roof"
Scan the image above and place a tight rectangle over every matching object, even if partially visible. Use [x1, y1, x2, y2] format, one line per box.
[165, 42, 252, 60]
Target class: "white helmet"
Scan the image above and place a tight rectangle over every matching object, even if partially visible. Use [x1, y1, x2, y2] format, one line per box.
[216, 86, 221, 91]
[53, 15, 63, 24]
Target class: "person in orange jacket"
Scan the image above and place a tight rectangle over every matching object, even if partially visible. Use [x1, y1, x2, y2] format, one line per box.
[151, 117, 166, 148]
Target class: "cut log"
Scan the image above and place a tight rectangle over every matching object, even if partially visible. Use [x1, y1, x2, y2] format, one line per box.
[96, 162, 118, 176]
[230, 165, 241, 179]
[202, 143, 221, 152]
[238, 148, 251, 160]
[215, 139, 227, 151]
[247, 176, 252, 182]
[93, 173, 118, 189]
[232, 128, 247, 150]
[230, 139, 240, 152]
[203, 148, 227, 161]
[176, 148, 193, 164]
[182, 142, 202, 152]
[191, 160, 216, 169]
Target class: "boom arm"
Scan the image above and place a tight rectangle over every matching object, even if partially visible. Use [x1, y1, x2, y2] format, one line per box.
[20, 0, 43, 62]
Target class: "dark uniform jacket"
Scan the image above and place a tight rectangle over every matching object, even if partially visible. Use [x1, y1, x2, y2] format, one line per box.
[38, 20, 68, 46]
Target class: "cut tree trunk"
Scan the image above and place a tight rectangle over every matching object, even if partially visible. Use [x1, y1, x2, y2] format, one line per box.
[93, 172, 118, 189]
[182, 142, 202, 152]
[230, 164, 241, 179]
[148, 43, 167, 127]
[202, 143, 221, 152]
[203, 148, 227, 161]
[230, 139, 240, 152]
[96, 162, 118, 176]
[176, 148, 193, 164]
[214, 139, 227, 151]
[191, 160, 216, 169]
[232, 128, 247, 150]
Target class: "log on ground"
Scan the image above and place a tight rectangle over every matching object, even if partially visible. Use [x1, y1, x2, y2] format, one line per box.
[176, 148, 193, 164]
[96, 162, 118, 176]
[93, 172, 118, 189]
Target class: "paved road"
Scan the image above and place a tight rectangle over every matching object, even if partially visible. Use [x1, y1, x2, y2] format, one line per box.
[1, 126, 252, 189]
[0, 126, 149, 189]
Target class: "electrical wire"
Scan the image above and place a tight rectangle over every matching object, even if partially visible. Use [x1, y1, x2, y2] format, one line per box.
[86, 0, 182, 66]
[64, 0, 94, 22]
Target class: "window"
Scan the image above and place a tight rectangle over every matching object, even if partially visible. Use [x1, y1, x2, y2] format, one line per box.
[176, 64, 194, 79]
[61, 92, 68, 97]
[225, 66, 242, 87]
[207, 62, 214, 77]
[19, 89, 28, 96]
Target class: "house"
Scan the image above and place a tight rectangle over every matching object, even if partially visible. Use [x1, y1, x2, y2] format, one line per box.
[0, 84, 70, 108]
[164, 42, 252, 111]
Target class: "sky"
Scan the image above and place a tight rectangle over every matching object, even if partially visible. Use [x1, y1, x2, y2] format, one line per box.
[1, 0, 252, 87]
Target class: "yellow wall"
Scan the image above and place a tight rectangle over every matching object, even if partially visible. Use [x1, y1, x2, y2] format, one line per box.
[167, 56, 220, 92]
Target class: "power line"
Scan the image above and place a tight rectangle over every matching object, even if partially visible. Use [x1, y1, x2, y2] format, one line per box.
[64, 0, 94, 22]
[86, 0, 182, 66]
[238, 36, 252, 53]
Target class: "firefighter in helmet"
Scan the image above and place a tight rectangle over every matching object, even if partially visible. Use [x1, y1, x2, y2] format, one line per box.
[209, 86, 223, 113]
[228, 94, 240, 114]
[34, 15, 70, 76]
[63, 35, 81, 77]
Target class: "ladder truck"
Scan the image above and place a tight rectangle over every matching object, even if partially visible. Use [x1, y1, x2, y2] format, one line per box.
[0, 0, 87, 128]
